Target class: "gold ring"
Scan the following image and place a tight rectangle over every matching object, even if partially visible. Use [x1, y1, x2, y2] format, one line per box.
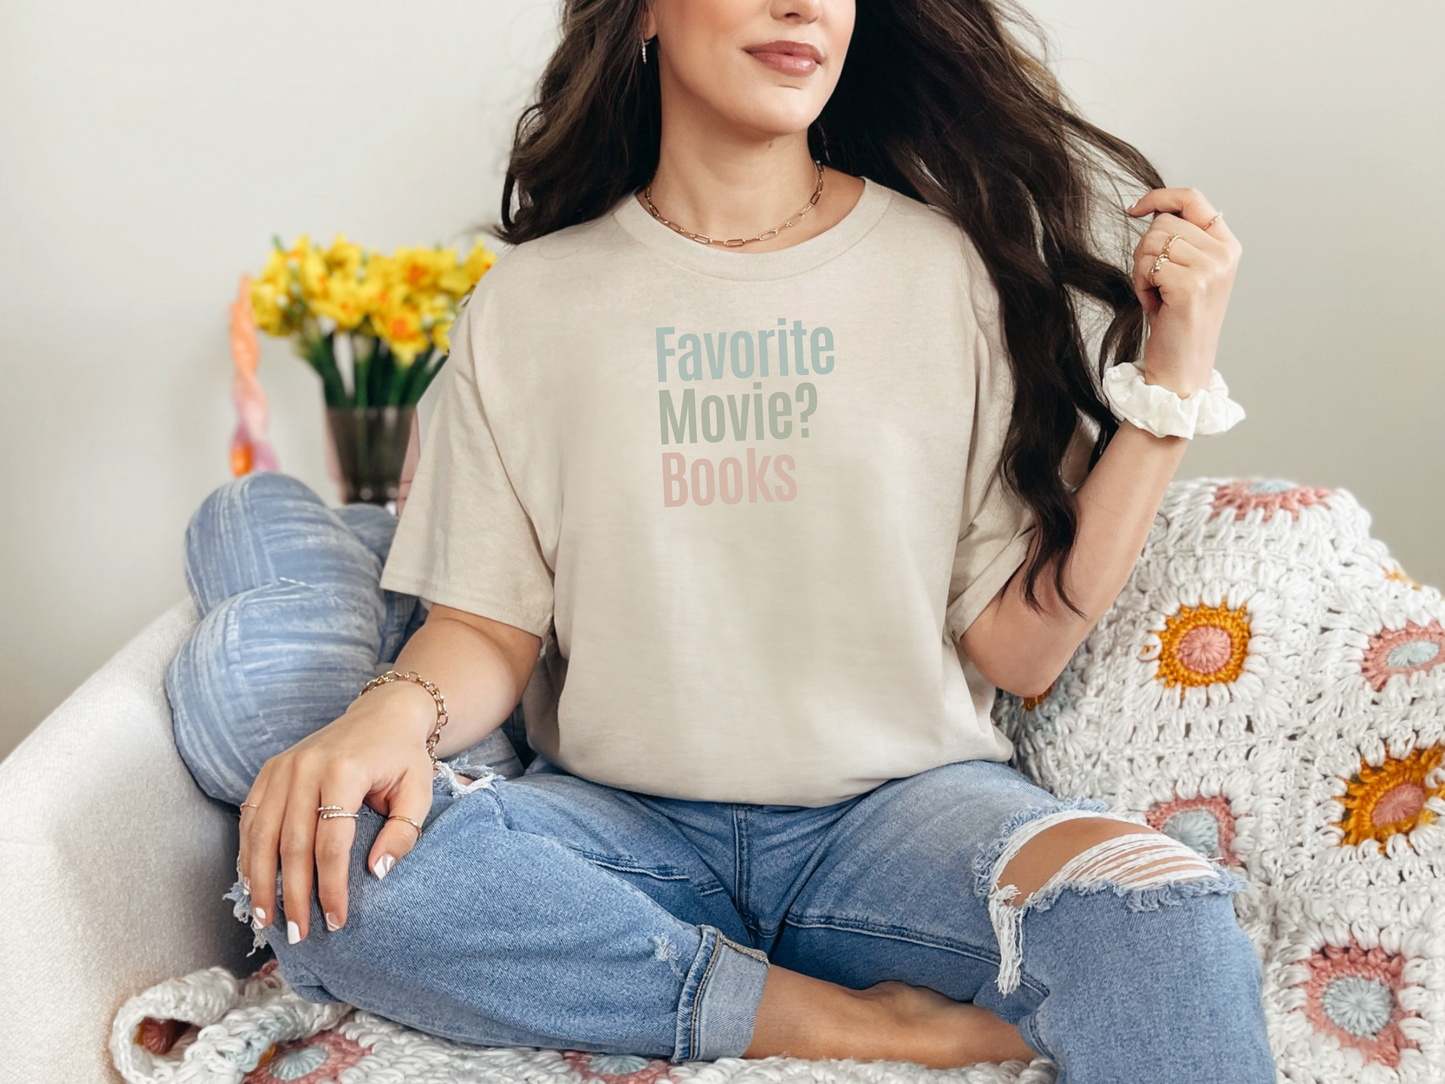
[240, 802, 261, 811]
[320, 811, 360, 820]
[1203, 212, 1224, 231]
[1149, 252, 1170, 286]
[387, 814, 424, 835]
[1160, 232, 1182, 260]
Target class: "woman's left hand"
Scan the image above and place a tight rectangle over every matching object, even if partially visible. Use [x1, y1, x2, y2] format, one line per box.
[1126, 187, 1243, 397]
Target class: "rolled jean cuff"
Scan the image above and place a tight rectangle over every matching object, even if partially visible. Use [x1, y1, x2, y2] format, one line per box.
[673, 926, 770, 1062]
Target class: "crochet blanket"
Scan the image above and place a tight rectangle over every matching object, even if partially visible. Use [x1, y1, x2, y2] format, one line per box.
[995, 476, 1444, 1083]
[111, 959, 1055, 1084]
[111, 477, 1444, 1084]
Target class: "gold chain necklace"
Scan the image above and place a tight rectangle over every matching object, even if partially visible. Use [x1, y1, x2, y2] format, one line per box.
[641, 160, 826, 247]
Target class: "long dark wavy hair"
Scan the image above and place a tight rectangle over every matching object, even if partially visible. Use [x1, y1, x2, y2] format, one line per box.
[486, 0, 1164, 621]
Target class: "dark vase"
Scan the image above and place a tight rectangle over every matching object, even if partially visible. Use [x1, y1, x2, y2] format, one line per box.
[326, 406, 413, 508]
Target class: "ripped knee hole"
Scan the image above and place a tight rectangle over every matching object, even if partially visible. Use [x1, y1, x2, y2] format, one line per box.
[997, 818, 1215, 907]
[984, 810, 1222, 995]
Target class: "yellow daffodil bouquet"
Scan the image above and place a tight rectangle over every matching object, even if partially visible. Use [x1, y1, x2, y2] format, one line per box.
[250, 233, 496, 408]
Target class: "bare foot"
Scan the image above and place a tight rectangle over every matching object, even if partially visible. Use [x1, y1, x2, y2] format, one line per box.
[850, 981, 1036, 1068]
[745, 966, 1035, 1068]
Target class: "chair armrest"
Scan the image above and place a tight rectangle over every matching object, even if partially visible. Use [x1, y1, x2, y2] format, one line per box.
[0, 599, 256, 1084]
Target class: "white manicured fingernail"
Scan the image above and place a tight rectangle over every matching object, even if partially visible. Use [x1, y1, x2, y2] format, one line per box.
[242, 875, 250, 892]
[253, 906, 267, 924]
[287, 920, 301, 944]
[372, 854, 394, 879]
[325, 911, 342, 931]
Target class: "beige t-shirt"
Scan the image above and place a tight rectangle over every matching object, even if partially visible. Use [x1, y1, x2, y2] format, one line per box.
[381, 175, 1040, 806]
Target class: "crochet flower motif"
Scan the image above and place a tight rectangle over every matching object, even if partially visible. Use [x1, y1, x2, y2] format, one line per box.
[1021, 680, 1055, 713]
[134, 1016, 191, 1055]
[1145, 795, 1239, 865]
[1297, 939, 1419, 1068]
[1210, 478, 1332, 522]
[1335, 745, 1444, 851]
[244, 1030, 367, 1084]
[1383, 563, 1423, 590]
[1152, 600, 1251, 697]
[562, 1051, 674, 1084]
[1360, 620, 1445, 692]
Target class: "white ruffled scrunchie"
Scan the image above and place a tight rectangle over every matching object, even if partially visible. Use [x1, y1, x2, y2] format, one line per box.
[1101, 360, 1245, 440]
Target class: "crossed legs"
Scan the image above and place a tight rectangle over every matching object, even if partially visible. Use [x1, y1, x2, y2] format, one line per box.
[172, 475, 1274, 1080]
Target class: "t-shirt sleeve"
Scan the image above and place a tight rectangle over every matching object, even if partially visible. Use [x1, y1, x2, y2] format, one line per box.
[378, 292, 556, 638]
[943, 246, 1038, 644]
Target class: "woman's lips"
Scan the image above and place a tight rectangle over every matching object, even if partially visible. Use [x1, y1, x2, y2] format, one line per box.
[746, 45, 821, 76]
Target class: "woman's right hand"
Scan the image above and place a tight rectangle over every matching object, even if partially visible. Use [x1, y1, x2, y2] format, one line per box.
[238, 678, 441, 943]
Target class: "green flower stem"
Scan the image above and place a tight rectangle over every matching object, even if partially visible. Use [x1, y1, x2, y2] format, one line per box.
[292, 331, 448, 409]
[369, 342, 390, 407]
[353, 353, 370, 409]
[392, 351, 420, 406]
[305, 335, 348, 408]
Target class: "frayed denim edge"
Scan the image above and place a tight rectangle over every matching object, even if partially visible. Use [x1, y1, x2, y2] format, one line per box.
[989, 856, 1247, 996]
[435, 758, 498, 798]
[1021, 862, 1249, 918]
[224, 853, 269, 956]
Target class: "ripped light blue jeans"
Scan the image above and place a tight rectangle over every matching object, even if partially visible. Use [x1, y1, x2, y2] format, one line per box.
[166, 473, 1277, 1083]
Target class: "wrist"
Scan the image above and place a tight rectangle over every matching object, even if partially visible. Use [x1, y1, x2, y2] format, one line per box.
[1141, 367, 1210, 398]
[352, 677, 441, 745]
[1118, 417, 1192, 458]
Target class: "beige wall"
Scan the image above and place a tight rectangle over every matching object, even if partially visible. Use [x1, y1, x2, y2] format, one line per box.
[2, 0, 1441, 760]
[1027, 0, 1444, 599]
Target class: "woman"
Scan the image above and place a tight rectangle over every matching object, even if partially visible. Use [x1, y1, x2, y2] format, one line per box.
[180, 0, 1271, 1078]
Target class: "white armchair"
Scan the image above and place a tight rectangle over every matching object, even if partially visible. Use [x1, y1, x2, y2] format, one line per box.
[0, 599, 250, 1084]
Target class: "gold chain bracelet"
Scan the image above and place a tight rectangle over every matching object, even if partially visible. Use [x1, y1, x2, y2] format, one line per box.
[356, 670, 450, 773]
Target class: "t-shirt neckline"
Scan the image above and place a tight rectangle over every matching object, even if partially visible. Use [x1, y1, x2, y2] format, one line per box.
[611, 174, 892, 281]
